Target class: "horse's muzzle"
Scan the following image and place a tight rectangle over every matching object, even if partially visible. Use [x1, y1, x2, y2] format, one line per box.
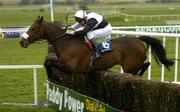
[19, 38, 31, 48]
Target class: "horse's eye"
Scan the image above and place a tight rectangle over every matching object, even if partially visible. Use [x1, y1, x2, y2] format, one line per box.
[31, 28, 34, 31]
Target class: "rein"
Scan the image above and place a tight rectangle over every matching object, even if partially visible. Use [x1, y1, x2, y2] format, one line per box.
[34, 33, 67, 44]
[28, 20, 68, 44]
[48, 33, 67, 42]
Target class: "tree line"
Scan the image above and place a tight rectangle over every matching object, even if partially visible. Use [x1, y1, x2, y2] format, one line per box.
[21, 0, 49, 5]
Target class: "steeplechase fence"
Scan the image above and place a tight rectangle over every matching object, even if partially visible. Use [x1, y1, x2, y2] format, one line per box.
[45, 66, 180, 112]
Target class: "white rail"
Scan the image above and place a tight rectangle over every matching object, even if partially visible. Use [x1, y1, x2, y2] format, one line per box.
[112, 30, 180, 37]
[0, 27, 29, 33]
[1, 25, 180, 32]
[0, 65, 44, 106]
[0, 65, 43, 69]
[112, 25, 180, 29]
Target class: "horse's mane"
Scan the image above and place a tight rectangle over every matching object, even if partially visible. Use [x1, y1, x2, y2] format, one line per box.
[48, 21, 64, 29]
[46, 20, 84, 40]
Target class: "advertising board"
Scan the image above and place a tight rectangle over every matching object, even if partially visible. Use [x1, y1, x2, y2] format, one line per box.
[46, 80, 122, 112]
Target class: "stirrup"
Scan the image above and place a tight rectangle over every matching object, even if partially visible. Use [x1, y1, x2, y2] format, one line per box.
[94, 52, 101, 59]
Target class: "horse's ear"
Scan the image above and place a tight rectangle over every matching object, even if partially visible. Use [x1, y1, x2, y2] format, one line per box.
[36, 16, 43, 24]
[40, 16, 43, 22]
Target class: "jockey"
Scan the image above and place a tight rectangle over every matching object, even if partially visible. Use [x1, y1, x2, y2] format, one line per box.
[66, 10, 112, 59]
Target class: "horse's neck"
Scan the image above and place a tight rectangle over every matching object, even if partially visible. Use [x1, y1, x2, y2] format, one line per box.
[43, 22, 65, 38]
[43, 22, 85, 55]
[55, 38, 86, 57]
[43, 23, 65, 43]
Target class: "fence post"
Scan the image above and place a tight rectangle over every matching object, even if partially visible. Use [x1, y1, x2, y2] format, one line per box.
[148, 47, 151, 80]
[161, 37, 166, 82]
[174, 37, 179, 83]
[33, 68, 38, 105]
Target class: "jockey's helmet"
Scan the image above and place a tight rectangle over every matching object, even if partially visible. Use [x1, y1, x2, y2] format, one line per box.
[74, 10, 87, 22]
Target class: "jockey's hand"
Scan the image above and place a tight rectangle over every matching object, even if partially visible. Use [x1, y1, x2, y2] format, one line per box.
[65, 29, 74, 35]
[66, 26, 73, 30]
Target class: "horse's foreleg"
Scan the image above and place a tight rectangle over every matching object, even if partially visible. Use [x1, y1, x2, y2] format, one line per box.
[122, 61, 144, 76]
[47, 60, 73, 74]
[44, 60, 54, 79]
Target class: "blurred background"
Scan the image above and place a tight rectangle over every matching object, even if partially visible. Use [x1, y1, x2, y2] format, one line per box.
[1, 0, 180, 26]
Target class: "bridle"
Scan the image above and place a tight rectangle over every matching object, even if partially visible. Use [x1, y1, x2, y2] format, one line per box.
[26, 22, 67, 44]
[37, 22, 68, 43]
[28, 33, 67, 44]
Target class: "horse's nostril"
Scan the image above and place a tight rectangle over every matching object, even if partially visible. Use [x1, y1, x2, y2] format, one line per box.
[19, 41, 26, 48]
[19, 41, 23, 45]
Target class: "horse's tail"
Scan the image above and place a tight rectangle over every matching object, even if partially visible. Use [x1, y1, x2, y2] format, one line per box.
[139, 36, 174, 69]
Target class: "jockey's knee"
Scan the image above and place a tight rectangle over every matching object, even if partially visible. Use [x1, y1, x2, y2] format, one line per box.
[87, 31, 95, 40]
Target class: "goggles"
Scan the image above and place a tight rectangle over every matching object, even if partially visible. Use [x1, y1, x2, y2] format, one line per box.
[75, 17, 84, 23]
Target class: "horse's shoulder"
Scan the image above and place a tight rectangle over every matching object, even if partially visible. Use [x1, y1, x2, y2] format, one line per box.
[66, 36, 85, 46]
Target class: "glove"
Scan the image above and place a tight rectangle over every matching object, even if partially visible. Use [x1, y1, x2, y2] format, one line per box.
[66, 26, 73, 30]
[65, 29, 74, 35]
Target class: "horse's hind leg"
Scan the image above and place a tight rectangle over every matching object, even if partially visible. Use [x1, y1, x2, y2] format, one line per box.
[122, 64, 141, 76]
[122, 55, 147, 75]
[137, 62, 150, 76]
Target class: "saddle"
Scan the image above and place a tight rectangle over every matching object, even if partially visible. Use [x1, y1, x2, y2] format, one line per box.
[85, 39, 113, 71]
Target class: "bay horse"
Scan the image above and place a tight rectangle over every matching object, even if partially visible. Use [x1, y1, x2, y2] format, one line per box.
[19, 16, 174, 76]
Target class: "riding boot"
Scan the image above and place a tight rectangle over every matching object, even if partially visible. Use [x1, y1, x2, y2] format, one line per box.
[90, 38, 101, 59]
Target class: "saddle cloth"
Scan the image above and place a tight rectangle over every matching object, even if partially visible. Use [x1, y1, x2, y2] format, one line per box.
[98, 41, 113, 53]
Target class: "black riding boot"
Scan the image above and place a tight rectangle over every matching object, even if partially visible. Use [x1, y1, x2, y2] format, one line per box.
[90, 38, 101, 59]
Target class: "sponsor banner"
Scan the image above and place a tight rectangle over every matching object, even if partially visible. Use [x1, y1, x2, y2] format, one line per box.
[0, 28, 4, 39]
[4, 32, 21, 38]
[0, 26, 29, 38]
[136, 26, 180, 33]
[46, 80, 122, 112]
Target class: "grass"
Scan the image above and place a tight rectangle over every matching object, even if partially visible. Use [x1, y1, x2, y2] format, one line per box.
[0, 2, 180, 112]
[0, 39, 47, 64]
[2, 2, 180, 26]
[0, 5, 67, 26]
[0, 39, 55, 112]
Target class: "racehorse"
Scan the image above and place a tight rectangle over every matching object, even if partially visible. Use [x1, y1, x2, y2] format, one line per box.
[19, 16, 174, 76]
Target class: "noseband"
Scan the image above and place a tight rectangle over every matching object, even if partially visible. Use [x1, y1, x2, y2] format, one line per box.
[23, 21, 68, 44]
